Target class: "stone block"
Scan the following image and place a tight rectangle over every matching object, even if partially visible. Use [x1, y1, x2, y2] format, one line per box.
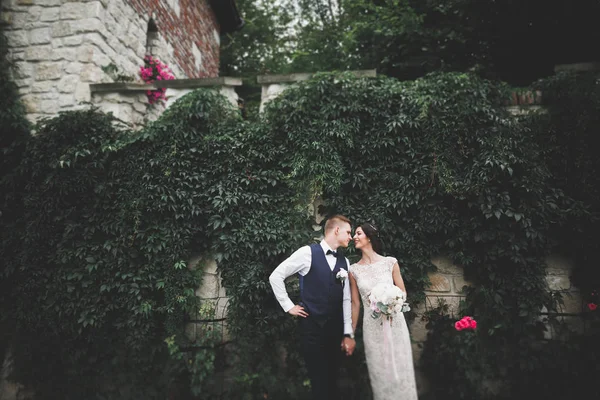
[51, 48, 77, 62]
[219, 86, 239, 107]
[431, 255, 463, 275]
[409, 315, 429, 343]
[5, 30, 28, 47]
[34, 0, 62, 5]
[27, 6, 42, 22]
[100, 103, 121, 117]
[21, 95, 41, 113]
[557, 292, 583, 314]
[13, 62, 33, 79]
[40, 7, 60, 22]
[452, 276, 472, 293]
[9, 51, 25, 61]
[0, 11, 13, 25]
[215, 297, 230, 319]
[35, 62, 62, 80]
[77, 45, 94, 62]
[29, 28, 51, 45]
[71, 18, 105, 34]
[411, 342, 424, 364]
[187, 255, 202, 270]
[184, 322, 197, 342]
[132, 100, 147, 113]
[85, 33, 116, 57]
[546, 274, 572, 292]
[80, 64, 103, 82]
[62, 35, 83, 47]
[425, 273, 451, 292]
[218, 276, 227, 297]
[25, 45, 52, 61]
[423, 295, 463, 317]
[10, 12, 34, 29]
[31, 81, 55, 93]
[204, 259, 218, 274]
[51, 21, 72, 37]
[92, 49, 111, 68]
[65, 62, 83, 75]
[60, 3, 90, 20]
[545, 254, 573, 271]
[14, 78, 32, 89]
[58, 94, 75, 107]
[196, 274, 220, 299]
[58, 75, 79, 93]
[74, 82, 90, 102]
[39, 99, 60, 113]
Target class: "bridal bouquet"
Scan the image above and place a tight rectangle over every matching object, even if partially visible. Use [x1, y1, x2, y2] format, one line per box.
[368, 282, 410, 319]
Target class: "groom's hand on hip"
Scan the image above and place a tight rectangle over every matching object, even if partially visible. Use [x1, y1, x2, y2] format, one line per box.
[288, 305, 309, 318]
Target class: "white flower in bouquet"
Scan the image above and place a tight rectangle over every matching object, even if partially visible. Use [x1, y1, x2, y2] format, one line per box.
[368, 282, 409, 319]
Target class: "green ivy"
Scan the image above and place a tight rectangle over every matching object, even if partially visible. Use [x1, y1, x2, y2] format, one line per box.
[0, 28, 31, 369]
[1, 68, 596, 400]
[528, 71, 600, 297]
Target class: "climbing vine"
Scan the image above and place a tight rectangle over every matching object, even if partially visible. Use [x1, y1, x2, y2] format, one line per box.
[1, 67, 597, 400]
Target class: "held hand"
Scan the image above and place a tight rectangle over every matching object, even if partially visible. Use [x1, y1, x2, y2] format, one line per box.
[288, 305, 309, 318]
[341, 337, 356, 356]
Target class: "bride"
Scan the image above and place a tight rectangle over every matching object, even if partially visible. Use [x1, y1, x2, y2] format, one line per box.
[348, 223, 418, 400]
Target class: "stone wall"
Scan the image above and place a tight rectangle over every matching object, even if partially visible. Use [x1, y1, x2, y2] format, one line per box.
[257, 70, 377, 112]
[1, 0, 220, 123]
[89, 76, 241, 128]
[406, 254, 582, 395]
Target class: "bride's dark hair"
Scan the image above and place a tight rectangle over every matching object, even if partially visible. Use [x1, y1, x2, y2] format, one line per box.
[360, 223, 383, 254]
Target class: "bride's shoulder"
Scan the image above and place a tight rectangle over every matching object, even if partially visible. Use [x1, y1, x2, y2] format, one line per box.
[385, 256, 398, 265]
[349, 262, 362, 274]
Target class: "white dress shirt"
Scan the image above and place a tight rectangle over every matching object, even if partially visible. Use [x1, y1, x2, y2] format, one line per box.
[269, 240, 353, 335]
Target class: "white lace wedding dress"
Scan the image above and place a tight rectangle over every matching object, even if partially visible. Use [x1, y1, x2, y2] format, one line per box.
[350, 257, 418, 400]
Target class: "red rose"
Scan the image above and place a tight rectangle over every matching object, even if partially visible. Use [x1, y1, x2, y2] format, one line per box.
[588, 303, 597, 311]
[456, 316, 477, 331]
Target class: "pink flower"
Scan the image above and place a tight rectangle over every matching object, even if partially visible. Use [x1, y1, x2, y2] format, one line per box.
[455, 316, 477, 331]
[588, 303, 597, 311]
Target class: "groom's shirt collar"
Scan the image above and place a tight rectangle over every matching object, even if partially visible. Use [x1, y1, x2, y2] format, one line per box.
[320, 240, 334, 255]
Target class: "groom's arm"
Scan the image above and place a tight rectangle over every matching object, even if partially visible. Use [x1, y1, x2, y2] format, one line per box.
[269, 246, 311, 313]
[342, 259, 354, 335]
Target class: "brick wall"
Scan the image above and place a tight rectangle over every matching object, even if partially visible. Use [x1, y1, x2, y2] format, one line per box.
[1, 0, 221, 122]
[126, 0, 220, 78]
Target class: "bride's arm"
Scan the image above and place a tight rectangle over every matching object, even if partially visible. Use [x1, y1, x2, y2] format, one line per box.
[392, 262, 407, 295]
[349, 272, 361, 333]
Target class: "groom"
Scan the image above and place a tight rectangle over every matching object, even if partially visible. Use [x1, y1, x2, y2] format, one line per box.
[269, 215, 356, 400]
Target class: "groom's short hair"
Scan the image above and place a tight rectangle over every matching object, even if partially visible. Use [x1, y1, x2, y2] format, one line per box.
[324, 215, 351, 233]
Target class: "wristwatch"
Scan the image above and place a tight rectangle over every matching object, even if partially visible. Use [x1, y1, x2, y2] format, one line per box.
[344, 333, 355, 339]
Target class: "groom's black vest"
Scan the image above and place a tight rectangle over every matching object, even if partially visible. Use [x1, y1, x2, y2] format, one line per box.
[299, 244, 346, 318]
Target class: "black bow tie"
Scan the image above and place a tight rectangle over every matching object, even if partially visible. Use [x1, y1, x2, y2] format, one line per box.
[327, 249, 339, 258]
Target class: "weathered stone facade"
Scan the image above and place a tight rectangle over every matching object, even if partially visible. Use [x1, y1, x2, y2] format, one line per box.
[1, 0, 223, 123]
[89, 76, 241, 128]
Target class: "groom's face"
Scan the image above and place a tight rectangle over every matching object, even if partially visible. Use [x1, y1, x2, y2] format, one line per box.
[335, 222, 353, 248]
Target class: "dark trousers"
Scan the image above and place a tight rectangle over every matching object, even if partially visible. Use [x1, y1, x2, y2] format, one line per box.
[301, 316, 343, 400]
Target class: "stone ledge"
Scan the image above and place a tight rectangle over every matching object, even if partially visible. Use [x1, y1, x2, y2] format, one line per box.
[90, 77, 242, 93]
[257, 69, 377, 84]
[554, 62, 600, 73]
